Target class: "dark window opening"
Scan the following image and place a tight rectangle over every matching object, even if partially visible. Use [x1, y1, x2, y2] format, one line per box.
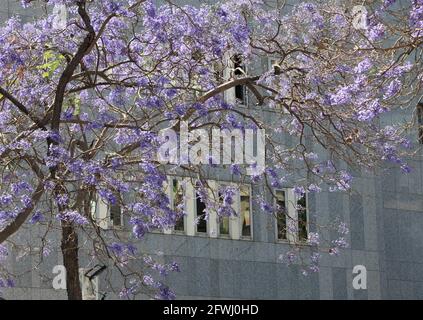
[297, 195, 308, 241]
[196, 188, 207, 234]
[240, 186, 251, 238]
[173, 179, 185, 232]
[110, 203, 122, 227]
[218, 191, 230, 236]
[276, 190, 287, 240]
[232, 54, 247, 104]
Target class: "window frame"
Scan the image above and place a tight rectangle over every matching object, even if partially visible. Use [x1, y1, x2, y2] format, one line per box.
[194, 180, 209, 236]
[163, 177, 253, 240]
[91, 196, 123, 230]
[239, 184, 253, 240]
[224, 53, 249, 107]
[274, 188, 309, 243]
[215, 181, 234, 239]
[165, 176, 187, 235]
[274, 189, 288, 242]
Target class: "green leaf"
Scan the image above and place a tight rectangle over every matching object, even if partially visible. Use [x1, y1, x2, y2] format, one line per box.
[37, 50, 65, 79]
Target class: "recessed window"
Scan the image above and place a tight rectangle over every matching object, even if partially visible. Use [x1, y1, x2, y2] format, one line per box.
[90, 200, 97, 221]
[240, 186, 252, 238]
[232, 54, 247, 104]
[275, 190, 287, 240]
[218, 191, 230, 236]
[218, 191, 230, 237]
[172, 179, 185, 232]
[90, 196, 122, 229]
[297, 194, 308, 242]
[219, 216, 230, 236]
[274, 189, 309, 243]
[195, 184, 208, 234]
[109, 203, 122, 227]
[162, 178, 253, 240]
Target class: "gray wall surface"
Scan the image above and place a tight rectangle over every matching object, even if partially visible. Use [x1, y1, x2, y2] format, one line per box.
[1, 0, 423, 300]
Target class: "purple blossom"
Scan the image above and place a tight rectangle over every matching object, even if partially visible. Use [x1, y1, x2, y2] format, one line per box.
[230, 163, 242, 176]
[20, 194, 32, 208]
[55, 194, 69, 207]
[309, 264, 319, 273]
[57, 211, 88, 225]
[311, 252, 321, 264]
[279, 251, 297, 265]
[383, 0, 396, 8]
[155, 284, 176, 300]
[0, 194, 13, 206]
[383, 79, 401, 99]
[329, 247, 339, 256]
[143, 274, 155, 286]
[367, 23, 385, 41]
[29, 211, 45, 224]
[293, 186, 306, 197]
[259, 200, 274, 214]
[11, 181, 32, 194]
[354, 58, 372, 74]
[0, 278, 14, 288]
[307, 184, 321, 193]
[332, 237, 348, 249]
[307, 232, 320, 246]
[132, 223, 148, 239]
[401, 164, 412, 174]
[330, 86, 352, 105]
[0, 245, 8, 262]
[337, 222, 349, 235]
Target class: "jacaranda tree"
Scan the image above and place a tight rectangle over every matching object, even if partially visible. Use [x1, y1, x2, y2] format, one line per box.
[0, 0, 421, 299]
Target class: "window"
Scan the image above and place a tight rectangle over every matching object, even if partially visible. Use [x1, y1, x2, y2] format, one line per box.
[297, 194, 308, 241]
[232, 54, 247, 105]
[109, 203, 122, 227]
[195, 183, 208, 234]
[172, 178, 185, 232]
[90, 199, 97, 221]
[219, 215, 230, 236]
[275, 190, 287, 240]
[418, 103, 423, 144]
[162, 178, 253, 240]
[274, 189, 309, 243]
[91, 196, 122, 229]
[240, 186, 252, 238]
[218, 190, 230, 237]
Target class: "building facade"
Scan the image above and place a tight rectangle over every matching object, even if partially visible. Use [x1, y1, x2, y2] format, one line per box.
[1, 0, 423, 300]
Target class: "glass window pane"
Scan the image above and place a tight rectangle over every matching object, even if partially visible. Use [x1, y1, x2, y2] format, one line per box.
[240, 186, 251, 238]
[173, 179, 185, 232]
[219, 216, 230, 236]
[297, 195, 308, 241]
[276, 190, 287, 240]
[232, 54, 246, 104]
[110, 203, 122, 227]
[196, 186, 207, 234]
[218, 191, 230, 236]
[90, 200, 97, 220]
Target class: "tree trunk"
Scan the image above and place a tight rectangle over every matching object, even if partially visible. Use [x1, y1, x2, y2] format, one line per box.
[61, 221, 82, 300]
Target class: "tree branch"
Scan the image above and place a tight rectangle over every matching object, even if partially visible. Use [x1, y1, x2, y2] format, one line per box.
[0, 86, 47, 130]
[50, 1, 96, 133]
[0, 182, 44, 244]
